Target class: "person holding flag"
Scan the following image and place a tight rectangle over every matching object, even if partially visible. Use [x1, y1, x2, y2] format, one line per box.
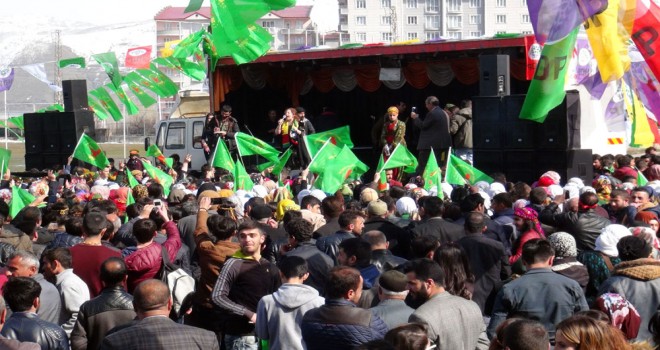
[380, 106, 407, 181]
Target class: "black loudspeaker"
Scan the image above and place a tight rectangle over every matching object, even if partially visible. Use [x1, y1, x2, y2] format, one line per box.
[25, 153, 70, 171]
[474, 149, 593, 184]
[63, 80, 89, 113]
[479, 55, 510, 96]
[24, 111, 95, 155]
[473, 92, 581, 150]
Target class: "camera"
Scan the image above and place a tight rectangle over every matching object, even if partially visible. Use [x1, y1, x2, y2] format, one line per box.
[153, 200, 162, 207]
[411, 106, 417, 113]
[211, 198, 224, 205]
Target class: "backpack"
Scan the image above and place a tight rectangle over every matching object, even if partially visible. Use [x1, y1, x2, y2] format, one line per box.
[156, 245, 195, 320]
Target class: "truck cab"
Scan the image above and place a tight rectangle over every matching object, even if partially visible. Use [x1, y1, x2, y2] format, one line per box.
[147, 90, 210, 169]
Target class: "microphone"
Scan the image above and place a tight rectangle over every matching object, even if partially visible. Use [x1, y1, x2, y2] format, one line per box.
[281, 115, 287, 121]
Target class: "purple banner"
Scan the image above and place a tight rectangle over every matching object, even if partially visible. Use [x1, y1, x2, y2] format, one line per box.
[0, 68, 14, 92]
[528, 0, 608, 45]
[630, 61, 660, 121]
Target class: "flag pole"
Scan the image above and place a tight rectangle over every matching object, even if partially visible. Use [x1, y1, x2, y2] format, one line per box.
[307, 138, 332, 167]
[443, 147, 452, 183]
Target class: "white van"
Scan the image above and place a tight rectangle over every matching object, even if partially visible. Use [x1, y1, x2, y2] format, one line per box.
[145, 90, 210, 170]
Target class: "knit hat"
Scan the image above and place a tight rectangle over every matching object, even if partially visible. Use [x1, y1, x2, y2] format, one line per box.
[596, 293, 642, 340]
[379, 270, 408, 293]
[547, 232, 578, 258]
[367, 200, 388, 216]
[595, 224, 632, 257]
[250, 205, 274, 221]
[617, 235, 652, 261]
[360, 188, 379, 204]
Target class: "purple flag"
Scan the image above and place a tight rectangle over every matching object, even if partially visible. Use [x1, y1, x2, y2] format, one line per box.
[604, 94, 626, 133]
[528, 0, 608, 45]
[629, 61, 660, 122]
[582, 73, 607, 100]
[0, 68, 14, 92]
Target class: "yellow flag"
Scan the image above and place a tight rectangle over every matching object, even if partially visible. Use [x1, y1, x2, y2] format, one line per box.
[160, 40, 181, 58]
[624, 82, 654, 147]
[585, 0, 630, 82]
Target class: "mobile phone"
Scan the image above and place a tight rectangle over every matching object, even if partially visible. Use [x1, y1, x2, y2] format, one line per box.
[411, 106, 417, 113]
[211, 198, 224, 205]
[153, 200, 162, 207]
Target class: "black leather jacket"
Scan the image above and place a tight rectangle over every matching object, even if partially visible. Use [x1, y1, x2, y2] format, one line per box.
[371, 249, 407, 273]
[0, 312, 69, 350]
[539, 203, 611, 252]
[71, 285, 136, 350]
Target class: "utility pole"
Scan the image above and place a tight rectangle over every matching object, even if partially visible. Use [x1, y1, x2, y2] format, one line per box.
[53, 30, 63, 105]
[390, 6, 398, 41]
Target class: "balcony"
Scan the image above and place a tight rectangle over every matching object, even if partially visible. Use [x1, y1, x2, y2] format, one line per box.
[340, 7, 348, 14]
[156, 29, 181, 36]
[446, 7, 462, 13]
[280, 28, 308, 35]
[340, 24, 349, 31]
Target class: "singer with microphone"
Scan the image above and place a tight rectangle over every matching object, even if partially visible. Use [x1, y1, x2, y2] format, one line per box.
[201, 104, 240, 162]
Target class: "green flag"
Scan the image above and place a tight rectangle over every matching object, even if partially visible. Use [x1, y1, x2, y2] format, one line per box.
[235, 132, 280, 163]
[638, 170, 649, 186]
[308, 139, 342, 174]
[211, 138, 236, 172]
[126, 169, 140, 188]
[72, 134, 110, 169]
[376, 155, 388, 192]
[153, 56, 206, 81]
[36, 104, 64, 113]
[203, 35, 221, 72]
[184, 0, 204, 13]
[519, 28, 579, 123]
[58, 57, 86, 69]
[135, 65, 179, 97]
[124, 71, 169, 98]
[146, 145, 174, 169]
[88, 97, 110, 121]
[8, 116, 24, 129]
[314, 147, 363, 194]
[0, 148, 11, 174]
[445, 153, 493, 186]
[234, 157, 254, 191]
[212, 24, 273, 65]
[106, 83, 139, 116]
[92, 52, 123, 89]
[126, 189, 135, 208]
[10, 186, 35, 219]
[172, 29, 206, 59]
[271, 148, 293, 176]
[422, 149, 443, 198]
[125, 77, 157, 108]
[142, 161, 174, 197]
[381, 144, 418, 173]
[304, 126, 354, 159]
[89, 87, 123, 121]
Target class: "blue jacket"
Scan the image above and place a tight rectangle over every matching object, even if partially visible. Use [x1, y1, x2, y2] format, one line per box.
[301, 299, 388, 350]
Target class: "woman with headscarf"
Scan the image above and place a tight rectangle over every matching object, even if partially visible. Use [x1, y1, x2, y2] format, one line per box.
[548, 232, 589, 293]
[578, 224, 631, 305]
[634, 211, 660, 234]
[510, 207, 544, 265]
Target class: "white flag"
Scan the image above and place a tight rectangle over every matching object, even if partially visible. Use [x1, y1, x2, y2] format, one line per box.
[20, 63, 62, 92]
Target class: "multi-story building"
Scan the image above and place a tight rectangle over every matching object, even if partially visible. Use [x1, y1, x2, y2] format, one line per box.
[338, 0, 532, 43]
[259, 6, 317, 51]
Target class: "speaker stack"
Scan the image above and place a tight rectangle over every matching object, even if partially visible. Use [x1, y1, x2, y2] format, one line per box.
[473, 60, 592, 184]
[24, 80, 96, 170]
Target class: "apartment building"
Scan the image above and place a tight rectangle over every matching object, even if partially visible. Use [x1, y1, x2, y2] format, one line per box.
[338, 0, 533, 43]
[260, 6, 317, 50]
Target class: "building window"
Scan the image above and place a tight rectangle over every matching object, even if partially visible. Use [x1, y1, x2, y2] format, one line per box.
[408, 32, 418, 40]
[469, 31, 482, 37]
[447, 0, 461, 11]
[426, 0, 439, 12]
[357, 32, 367, 41]
[295, 20, 304, 29]
[406, 0, 418, 8]
[447, 15, 462, 29]
[262, 20, 275, 28]
[496, 0, 506, 7]
[496, 15, 506, 23]
[356, 16, 367, 25]
[382, 32, 393, 41]
[469, 0, 482, 7]
[425, 15, 440, 29]
[407, 16, 417, 25]
[425, 31, 441, 40]
[356, 0, 366, 8]
[469, 14, 481, 24]
[381, 16, 392, 25]
[448, 31, 462, 39]
[521, 14, 530, 23]
[381, 0, 391, 8]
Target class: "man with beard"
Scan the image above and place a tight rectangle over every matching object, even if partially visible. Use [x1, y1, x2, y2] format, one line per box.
[405, 259, 487, 349]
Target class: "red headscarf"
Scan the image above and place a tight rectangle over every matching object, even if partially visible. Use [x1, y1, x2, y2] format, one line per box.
[514, 207, 545, 236]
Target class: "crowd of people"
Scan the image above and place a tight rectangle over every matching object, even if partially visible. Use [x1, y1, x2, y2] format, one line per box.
[2, 99, 660, 349]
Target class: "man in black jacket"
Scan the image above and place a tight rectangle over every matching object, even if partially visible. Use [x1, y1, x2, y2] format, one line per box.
[410, 196, 463, 246]
[410, 96, 452, 174]
[71, 257, 136, 350]
[458, 212, 511, 315]
[363, 200, 407, 257]
[1, 277, 69, 350]
[284, 218, 333, 294]
[539, 191, 611, 253]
